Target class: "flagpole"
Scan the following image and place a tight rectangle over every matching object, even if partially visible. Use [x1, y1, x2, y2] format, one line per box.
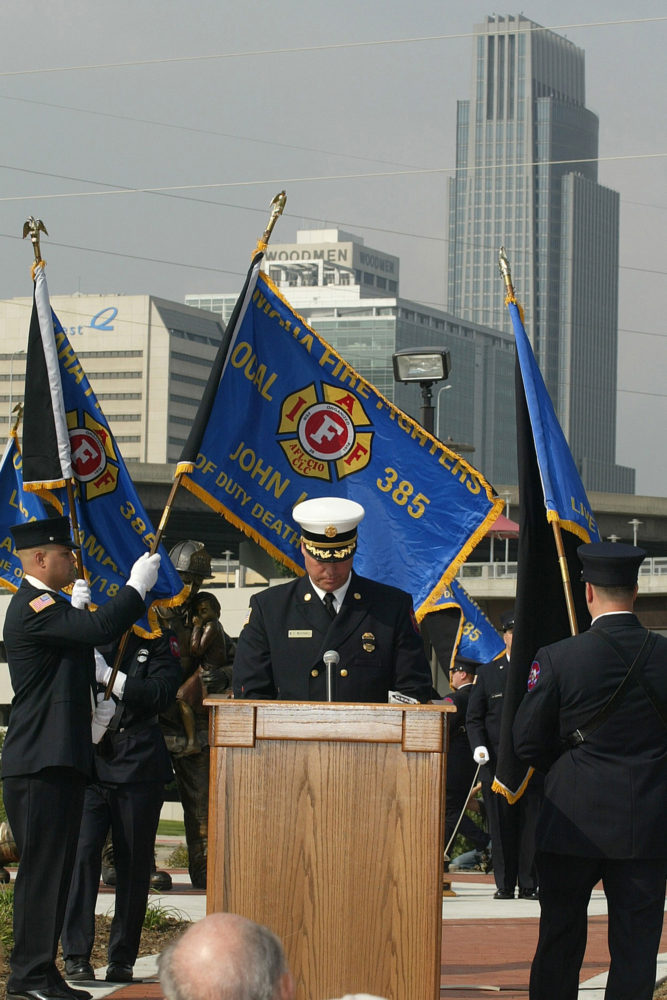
[550, 519, 579, 635]
[10, 403, 23, 438]
[498, 247, 578, 637]
[103, 192, 287, 698]
[153, 189, 287, 556]
[23, 218, 86, 578]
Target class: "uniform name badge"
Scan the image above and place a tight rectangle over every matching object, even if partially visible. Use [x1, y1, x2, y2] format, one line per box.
[288, 629, 313, 638]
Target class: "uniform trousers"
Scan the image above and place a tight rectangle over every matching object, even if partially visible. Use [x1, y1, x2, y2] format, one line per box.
[61, 779, 164, 967]
[531, 851, 667, 1000]
[3, 767, 86, 992]
[482, 777, 539, 893]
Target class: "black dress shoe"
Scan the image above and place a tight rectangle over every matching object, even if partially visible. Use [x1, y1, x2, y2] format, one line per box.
[58, 986, 92, 1000]
[493, 888, 515, 899]
[51, 976, 93, 1000]
[100, 864, 116, 887]
[7, 989, 92, 1000]
[64, 958, 95, 982]
[105, 963, 133, 983]
[518, 887, 539, 899]
[150, 868, 172, 891]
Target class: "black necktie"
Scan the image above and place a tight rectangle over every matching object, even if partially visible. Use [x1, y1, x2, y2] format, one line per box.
[323, 592, 337, 620]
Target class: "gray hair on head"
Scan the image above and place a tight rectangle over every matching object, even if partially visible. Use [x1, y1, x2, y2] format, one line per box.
[158, 913, 289, 1000]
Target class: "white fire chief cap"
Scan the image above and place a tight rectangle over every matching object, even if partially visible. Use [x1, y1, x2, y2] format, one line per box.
[293, 497, 365, 562]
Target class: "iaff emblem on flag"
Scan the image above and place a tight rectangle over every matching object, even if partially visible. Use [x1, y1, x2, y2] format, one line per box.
[67, 410, 120, 500]
[277, 382, 373, 482]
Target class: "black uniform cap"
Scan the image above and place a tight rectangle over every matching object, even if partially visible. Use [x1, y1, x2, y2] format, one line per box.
[499, 609, 515, 632]
[577, 541, 646, 587]
[452, 654, 478, 675]
[10, 516, 79, 551]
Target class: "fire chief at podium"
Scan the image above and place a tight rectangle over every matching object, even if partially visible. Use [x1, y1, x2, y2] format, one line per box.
[232, 497, 433, 703]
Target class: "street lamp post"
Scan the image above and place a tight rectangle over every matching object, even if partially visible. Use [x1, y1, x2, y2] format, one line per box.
[391, 348, 451, 435]
[223, 549, 233, 588]
[628, 519, 642, 546]
[434, 383, 452, 440]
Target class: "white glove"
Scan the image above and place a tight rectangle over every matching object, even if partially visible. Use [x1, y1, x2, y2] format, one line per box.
[473, 745, 490, 765]
[91, 692, 116, 744]
[94, 649, 127, 697]
[127, 552, 161, 599]
[70, 579, 91, 610]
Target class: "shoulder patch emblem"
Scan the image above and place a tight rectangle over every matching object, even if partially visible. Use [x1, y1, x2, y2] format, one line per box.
[29, 593, 56, 614]
[527, 661, 540, 691]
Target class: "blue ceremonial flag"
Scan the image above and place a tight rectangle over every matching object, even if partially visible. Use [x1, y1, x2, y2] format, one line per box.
[508, 300, 600, 545]
[21, 265, 187, 635]
[493, 293, 597, 802]
[426, 577, 505, 667]
[177, 267, 503, 616]
[0, 430, 50, 593]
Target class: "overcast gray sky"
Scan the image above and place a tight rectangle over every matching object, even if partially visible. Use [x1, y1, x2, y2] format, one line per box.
[1, 1, 665, 500]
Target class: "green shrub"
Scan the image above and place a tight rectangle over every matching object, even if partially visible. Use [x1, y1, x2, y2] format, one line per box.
[143, 897, 190, 931]
[0, 885, 14, 955]
[165, 844, 189, 869]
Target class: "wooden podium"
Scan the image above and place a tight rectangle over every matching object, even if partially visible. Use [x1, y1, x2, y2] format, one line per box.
[205, 699, 452, 1000]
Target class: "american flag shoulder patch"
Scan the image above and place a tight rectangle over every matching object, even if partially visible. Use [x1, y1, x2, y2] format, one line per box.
[29, 593, 56, 614]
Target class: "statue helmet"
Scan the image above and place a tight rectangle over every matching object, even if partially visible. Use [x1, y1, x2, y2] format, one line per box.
[168, 540, 212, 583]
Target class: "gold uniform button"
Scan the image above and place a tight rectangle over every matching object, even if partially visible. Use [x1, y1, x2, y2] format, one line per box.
[353, 592, 361, 600]
[304, 593, 312, 602]
[340, 669, 348, 677]
[311, 669, 319, 677]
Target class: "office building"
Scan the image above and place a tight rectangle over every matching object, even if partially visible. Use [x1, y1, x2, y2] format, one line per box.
[447, 13, 634, 492]
[187, 228, 518, 485]
[0, 293, 223, 464]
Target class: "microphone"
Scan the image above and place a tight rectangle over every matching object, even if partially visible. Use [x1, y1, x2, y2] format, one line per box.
[323, 650, 340, 702]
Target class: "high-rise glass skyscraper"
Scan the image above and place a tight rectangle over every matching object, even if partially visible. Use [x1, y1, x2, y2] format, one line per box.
[447, 14, 634, 492]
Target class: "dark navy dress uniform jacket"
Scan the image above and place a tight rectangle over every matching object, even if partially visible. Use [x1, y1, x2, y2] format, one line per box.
[513, 613, 667, 859]
[2, 580, 146, 779]
[232, 570, 432, 703]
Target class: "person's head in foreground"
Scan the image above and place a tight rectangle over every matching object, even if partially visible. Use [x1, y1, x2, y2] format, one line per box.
[157, 912, 390, 1000]
[158, 912, 294, 1000]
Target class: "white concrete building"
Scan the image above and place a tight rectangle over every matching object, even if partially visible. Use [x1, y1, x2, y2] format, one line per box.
[0, 293, 223, 465]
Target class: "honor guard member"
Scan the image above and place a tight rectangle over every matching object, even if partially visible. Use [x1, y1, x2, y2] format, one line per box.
[61, 628, 181, 985]
[442, 656, 490, 860]
[466, 609, 540, 899]
[513, 542, 667, 1000]
[1, 516, 160, 1000]
[232, 497, 432, 703]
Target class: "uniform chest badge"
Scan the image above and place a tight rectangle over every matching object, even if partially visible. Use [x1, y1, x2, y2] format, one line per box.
[362, 631, 375, 652]
[137, 649, 149, 663]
